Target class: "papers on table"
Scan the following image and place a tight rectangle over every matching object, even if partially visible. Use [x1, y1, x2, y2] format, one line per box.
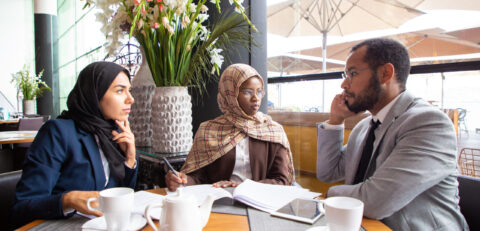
[233, 179, 320, 212]
[169, 179, 321, 213]
[133, 191, 164, 219]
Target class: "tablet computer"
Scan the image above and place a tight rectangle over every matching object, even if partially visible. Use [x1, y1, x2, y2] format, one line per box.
[270, 198, 323, 224]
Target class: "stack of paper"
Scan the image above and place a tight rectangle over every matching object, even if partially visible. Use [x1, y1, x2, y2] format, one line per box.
[170, 179, 320, 213]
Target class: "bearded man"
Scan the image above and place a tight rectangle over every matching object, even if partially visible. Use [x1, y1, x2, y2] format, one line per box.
[316, 38, 468, 230]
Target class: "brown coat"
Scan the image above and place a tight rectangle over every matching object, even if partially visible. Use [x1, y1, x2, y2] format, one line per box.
[186, 137, 291, 185]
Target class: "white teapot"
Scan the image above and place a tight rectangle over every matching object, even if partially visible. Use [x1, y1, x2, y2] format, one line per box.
[145, 188, 215, 231]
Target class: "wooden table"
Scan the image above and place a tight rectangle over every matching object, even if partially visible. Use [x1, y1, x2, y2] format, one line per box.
[18, 188, 391, 231]
[0, 120, 19, 124]
[0, 131, 37, 144]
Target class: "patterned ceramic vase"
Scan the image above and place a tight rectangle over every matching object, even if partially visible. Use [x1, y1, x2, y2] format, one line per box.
[129, 47, 155, 146]
[151, 86, 193, 153]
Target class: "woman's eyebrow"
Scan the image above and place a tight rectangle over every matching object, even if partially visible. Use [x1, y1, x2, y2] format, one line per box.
[240, 87, 263, 90]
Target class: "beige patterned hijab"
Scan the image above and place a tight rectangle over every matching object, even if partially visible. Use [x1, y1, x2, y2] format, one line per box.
[181, 64, 294, 184]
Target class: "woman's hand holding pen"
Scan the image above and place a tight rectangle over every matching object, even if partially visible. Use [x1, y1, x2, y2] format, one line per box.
[112, 119, 136, 168]
[165, 170, 187, 191]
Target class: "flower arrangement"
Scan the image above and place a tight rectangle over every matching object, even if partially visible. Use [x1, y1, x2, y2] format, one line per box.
[11, 65, 51, 100]
[83, 0, 255, 92]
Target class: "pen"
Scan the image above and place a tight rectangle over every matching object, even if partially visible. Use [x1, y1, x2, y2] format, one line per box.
[162, 157, 185, 187]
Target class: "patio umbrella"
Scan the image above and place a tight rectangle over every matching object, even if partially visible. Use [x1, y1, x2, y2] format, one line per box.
[267, 54, 344, 75]
[267, 0, 423, 72]
[446, 27, 480, 45]
[400, 0, 480, 11]
[289, 28, 480, 71]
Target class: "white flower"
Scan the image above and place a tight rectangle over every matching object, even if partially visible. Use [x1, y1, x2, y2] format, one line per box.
[162, 16, 169, 28]
[181, 15, 190, 28]
[229, 0, 245, 13]
[198, 25, 210, 41]
[197, 14, 209, 23]
[209, 47, 224, 68]
[167, 25, 175, 35]
[164, 0, 176, 9]
[184, 15, 191, 24]
[189, 3, 197, 13]
[177, 0, 188, 8]
[176, 1, 187, 15]
[229, 0, 244, 5]
[200, 5, 208, 13]
[234, 3, 244, 13]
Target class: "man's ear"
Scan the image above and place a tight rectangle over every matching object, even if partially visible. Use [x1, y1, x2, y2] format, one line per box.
[378, 63, 394, 84]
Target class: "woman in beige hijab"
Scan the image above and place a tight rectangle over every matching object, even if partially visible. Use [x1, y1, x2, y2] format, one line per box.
[166, 64, 294, 191]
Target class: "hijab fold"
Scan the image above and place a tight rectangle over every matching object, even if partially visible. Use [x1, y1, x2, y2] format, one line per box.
[58, 61, 130, 181]
[181, 64, 294, 184]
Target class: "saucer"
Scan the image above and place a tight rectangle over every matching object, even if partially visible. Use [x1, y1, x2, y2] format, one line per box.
[82, 213, 147, 231]
[305, 226, 329, 231]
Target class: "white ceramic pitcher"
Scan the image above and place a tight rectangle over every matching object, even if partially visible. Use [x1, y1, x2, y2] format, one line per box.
[144, 188, 215, 231]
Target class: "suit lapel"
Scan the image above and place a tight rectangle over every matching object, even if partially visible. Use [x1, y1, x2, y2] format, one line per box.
[79, 132, 106, 190]
[366, 92, 416, 176]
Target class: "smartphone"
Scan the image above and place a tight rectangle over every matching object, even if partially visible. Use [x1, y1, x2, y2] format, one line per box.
[270, 198, 323, 224]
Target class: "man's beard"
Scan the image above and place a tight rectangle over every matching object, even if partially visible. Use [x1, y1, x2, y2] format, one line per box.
[344, 72, 382, 113]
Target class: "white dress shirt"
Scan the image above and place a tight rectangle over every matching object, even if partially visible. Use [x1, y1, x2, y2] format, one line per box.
[230, 137, 253, 182]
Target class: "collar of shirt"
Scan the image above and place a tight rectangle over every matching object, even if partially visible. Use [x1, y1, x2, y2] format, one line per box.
[370, 92, 403, 124]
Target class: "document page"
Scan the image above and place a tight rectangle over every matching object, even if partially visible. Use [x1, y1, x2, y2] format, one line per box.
[168, 180, 321, 213]
[133, 191, 164, 219]
[232, 179, 320, 212]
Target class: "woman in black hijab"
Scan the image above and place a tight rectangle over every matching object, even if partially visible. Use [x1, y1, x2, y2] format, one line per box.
[11, 62, 137, 229]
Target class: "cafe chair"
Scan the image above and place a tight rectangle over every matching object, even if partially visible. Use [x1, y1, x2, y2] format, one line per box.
[457, 108, 468, 136]
[458, 148, 480, 178]
[17, 117, 44, 132]
[457, 174, 480, 230]
[23, 114, 51, 123]
[13, 117, 45, 170]
[0, 170, 22, 229]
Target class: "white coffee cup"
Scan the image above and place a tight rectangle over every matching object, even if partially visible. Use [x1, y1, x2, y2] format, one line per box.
[87, 187, 134, 231]
[319, 196, 364, 231]
[144, 188, 214, 231]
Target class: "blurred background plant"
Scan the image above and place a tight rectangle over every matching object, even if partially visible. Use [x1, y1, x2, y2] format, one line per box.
[10, 65, 50, 101]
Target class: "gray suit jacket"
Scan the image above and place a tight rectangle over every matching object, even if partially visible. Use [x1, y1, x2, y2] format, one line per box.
[316, 91, 468, 231]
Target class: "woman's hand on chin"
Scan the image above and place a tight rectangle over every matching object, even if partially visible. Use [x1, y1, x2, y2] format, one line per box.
[112, 119, 136, 168]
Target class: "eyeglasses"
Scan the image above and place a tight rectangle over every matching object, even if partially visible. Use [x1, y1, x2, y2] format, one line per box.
[342, 67, 371, 83]
[240, 89, 266, 98]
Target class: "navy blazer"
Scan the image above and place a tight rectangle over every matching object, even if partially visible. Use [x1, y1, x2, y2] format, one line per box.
[11, 119, 137, 229]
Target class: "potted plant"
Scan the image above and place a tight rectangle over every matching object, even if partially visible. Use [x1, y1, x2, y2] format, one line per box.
[11, 65, 51, 115]
[84, 0, 255, 152]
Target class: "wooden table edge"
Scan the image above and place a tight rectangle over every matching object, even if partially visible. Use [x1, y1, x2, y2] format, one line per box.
[0, 138, 34, 144]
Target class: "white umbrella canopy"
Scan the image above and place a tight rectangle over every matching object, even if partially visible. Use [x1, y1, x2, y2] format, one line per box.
[446, 27, 480, 45]
[267, 0, 423, 72]
[270, 28, 480, 74]
[322, 28, 480, 61]
[400, 0, 480, 11]
[268, 0, 423, 37]
[267, 54, 344, 75]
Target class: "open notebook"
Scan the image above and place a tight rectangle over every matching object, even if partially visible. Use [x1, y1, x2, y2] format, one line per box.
[167, 179, 321, 213]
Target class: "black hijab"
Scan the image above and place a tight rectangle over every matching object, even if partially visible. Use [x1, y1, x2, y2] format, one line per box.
[58, 61, 131, 181]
